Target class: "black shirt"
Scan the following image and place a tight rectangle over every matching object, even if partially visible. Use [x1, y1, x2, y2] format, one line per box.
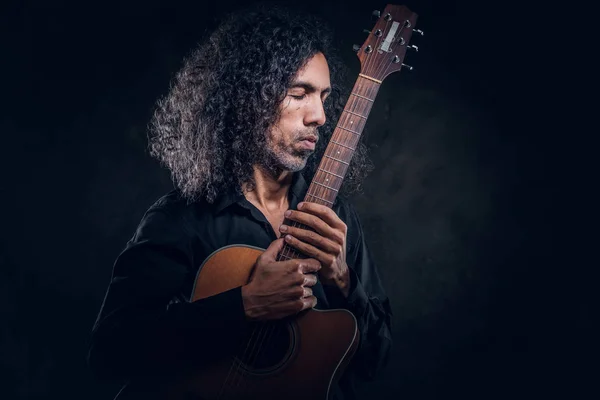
[88, 171, 393, 399]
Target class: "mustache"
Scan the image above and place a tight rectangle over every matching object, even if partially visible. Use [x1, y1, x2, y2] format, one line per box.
[295, 128, 319, 141]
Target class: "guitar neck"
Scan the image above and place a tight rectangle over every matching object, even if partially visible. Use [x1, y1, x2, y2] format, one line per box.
[304, 75, 381, 208]
[277, 76, 381, 261]
[277, 3, 419, 261]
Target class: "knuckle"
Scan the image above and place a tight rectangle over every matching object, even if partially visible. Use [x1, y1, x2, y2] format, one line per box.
[299, 274, 307, 284]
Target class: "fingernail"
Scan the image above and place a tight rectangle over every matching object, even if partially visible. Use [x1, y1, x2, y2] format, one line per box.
[298, 202, 304, 209]
[284, 210, 291, 217]
[279, 225, 287, 232]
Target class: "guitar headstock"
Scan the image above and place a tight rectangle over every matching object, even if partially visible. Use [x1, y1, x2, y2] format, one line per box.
[354, 4, 420, 83]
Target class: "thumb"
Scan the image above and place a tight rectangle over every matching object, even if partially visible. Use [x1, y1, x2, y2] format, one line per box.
[264, 238, 286, 260]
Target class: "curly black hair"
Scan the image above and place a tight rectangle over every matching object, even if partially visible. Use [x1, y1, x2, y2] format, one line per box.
[148, 4, 374, 204]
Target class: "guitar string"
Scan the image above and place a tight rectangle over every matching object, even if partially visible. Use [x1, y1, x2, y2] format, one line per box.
[224, 226, 308, 393]
[227, 68, 377, 393]
[362, 17, 390, 83]
[226, 83, 369, 394]
[375, 23, 408, 83]
[217, 319, 265, 398]
[222, 16, 408, 394]
[369, 14, 414, 87]
[239, 78, 375, 376]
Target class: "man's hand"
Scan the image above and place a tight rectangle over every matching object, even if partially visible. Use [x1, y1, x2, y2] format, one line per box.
[242, 238, 320, 321]
[278, 201, 351, 297]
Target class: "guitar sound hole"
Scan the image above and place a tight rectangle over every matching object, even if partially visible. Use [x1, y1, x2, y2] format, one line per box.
[235, 320, 295, 373]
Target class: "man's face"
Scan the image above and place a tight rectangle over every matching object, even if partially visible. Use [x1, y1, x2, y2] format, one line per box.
[265, 52, 332, 172]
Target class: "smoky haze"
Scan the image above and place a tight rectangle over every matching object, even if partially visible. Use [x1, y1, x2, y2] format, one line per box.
[0, 0, 585, 399]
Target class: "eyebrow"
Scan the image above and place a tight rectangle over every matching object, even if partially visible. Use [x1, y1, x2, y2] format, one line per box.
[289, 80, 332, 95]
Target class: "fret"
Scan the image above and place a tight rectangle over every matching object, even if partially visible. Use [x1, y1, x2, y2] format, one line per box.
[278, 253, 293, 260]
[313, 181, 339, 192]
[338, 126, 360, 136]
[350, 92, 374, 102]
[318, 167, 344, 179]
[330, 139, 356, 151]
[324, 154, 350, 165]
[304, 74, 381, 213]
[306, 193, 334, 204]
[343, 109, 367, 120]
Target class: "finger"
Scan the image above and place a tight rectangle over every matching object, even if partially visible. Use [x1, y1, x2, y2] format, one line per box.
[297, 202, 347, 232]
[274, 297, 318, 319]
[285, 235, 330, 266]
[298, 259, 321, 274]
[302, 273, 318, 287]
[264, 238, 286, 261]
[305, 295, 318, 309]
[293, 296, 318, 312]
[281, 225, 340, 254]
[302, 287, 313, 298]
[287, 285, 314, 299]
[283, 210, 333, 238]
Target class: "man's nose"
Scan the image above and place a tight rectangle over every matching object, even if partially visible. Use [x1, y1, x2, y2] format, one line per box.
[305, 98, 327, 127]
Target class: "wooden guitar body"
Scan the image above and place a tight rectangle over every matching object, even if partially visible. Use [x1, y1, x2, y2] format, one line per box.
[184, 245, 359, 399]
[115, 245, 359, 400]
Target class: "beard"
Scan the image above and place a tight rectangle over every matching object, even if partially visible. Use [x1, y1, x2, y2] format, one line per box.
[260, 127, 318, 175]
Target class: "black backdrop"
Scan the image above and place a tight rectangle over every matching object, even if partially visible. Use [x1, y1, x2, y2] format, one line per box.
[0, 0, 589, 399]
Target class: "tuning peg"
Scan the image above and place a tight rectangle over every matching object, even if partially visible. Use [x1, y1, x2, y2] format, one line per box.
[413, 29, 424, 36]
[353, 44, 361, 52]
[363, 29, 371, 34]
[407, 44, 419, 52]
[372, 10, 381, 19]
[402, 63, 413, 71]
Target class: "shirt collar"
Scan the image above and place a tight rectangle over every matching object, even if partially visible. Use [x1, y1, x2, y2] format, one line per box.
[213, 171, 309, 214]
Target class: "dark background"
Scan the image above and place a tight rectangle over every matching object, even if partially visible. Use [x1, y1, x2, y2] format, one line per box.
[0, 0, 590, 399]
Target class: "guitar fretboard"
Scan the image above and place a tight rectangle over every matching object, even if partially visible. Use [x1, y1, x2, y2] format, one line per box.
[278, 76, 381, 261]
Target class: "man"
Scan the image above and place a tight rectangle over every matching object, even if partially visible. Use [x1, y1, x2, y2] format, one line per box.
[88, 5, 392, 399]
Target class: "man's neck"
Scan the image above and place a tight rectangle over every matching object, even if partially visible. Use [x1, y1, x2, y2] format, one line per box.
[242, 165, 293, 214]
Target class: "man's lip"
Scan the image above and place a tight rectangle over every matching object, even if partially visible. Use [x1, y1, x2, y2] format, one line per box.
[299, 136, 318, 143]
[298, 140, 316, 150]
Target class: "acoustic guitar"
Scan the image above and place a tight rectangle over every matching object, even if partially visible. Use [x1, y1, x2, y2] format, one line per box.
[115, 4, 420, 399]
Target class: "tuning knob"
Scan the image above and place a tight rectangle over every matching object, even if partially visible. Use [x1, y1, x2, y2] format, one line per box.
[363, 29, 371, 34]
[353, 44, 361, 52]
[372, 10, 381, 18]
[413, 29, 424, 36]
[402, 63, 413, 70]
[407, 44, 419, 52]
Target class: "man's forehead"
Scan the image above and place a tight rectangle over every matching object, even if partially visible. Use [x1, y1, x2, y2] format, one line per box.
[291, 53, 331, 92]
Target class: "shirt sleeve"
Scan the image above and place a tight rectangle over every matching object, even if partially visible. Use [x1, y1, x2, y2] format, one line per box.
[324, 200, 393, 382]
[87, 205, 249, 382]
